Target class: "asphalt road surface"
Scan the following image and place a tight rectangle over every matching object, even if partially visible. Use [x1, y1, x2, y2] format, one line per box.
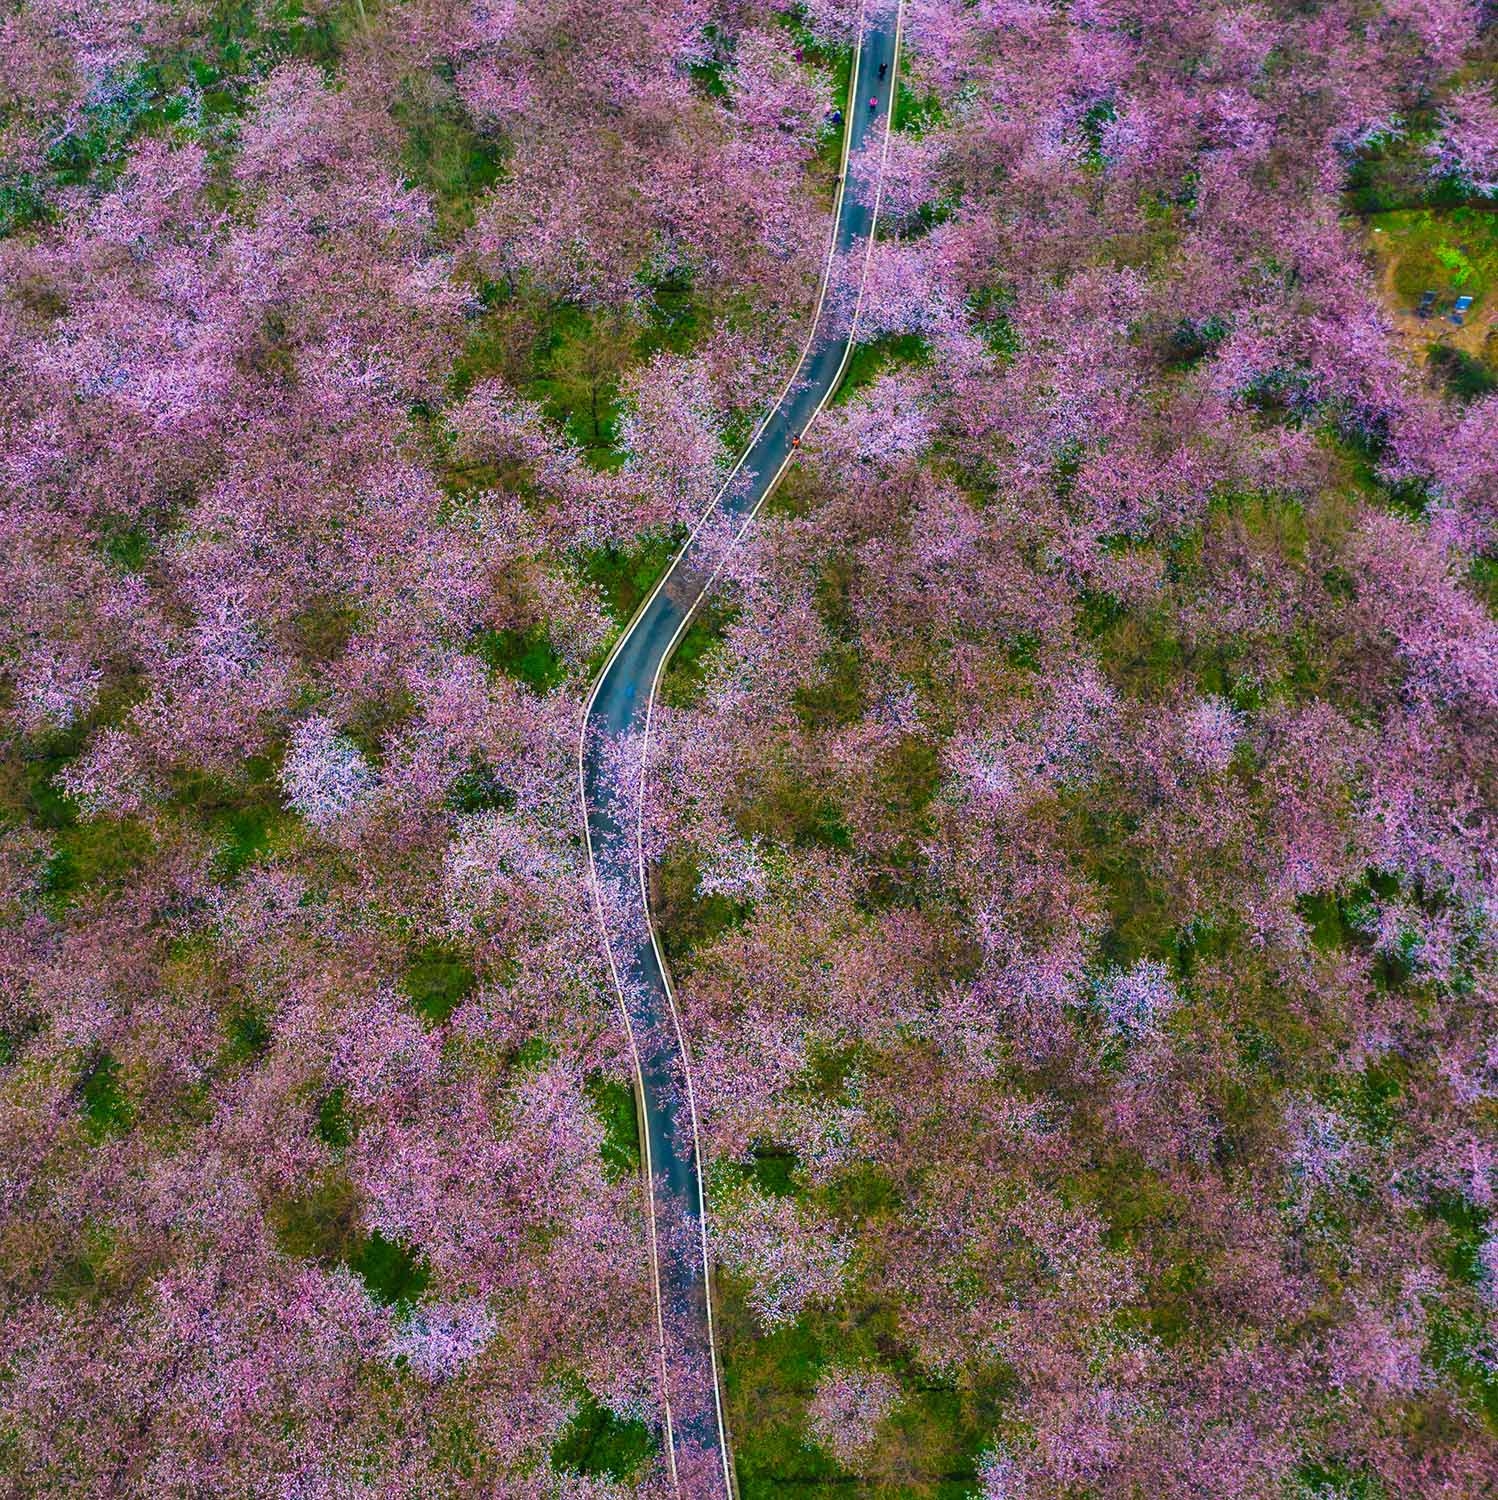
[579, 9, 902, 1495]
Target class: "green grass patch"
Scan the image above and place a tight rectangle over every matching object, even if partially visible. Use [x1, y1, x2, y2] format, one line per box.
[471, 623, 567, 694]
[316, 1084, 353, 1150]
[653, 849, 753, 964]
[813, 551, 857, 636]
[290, 597, 359, 663]
[575, 529, 684, 627]
[967, 285, 1020, 362]
[721, 1298, 844, 1496]
[894, 82, 944, 136]
[833, 333, 931, 404]
[1296, 871, 1424, 989]
[0, 173, 49, 237]
[1344, 124, 1449, 217]
[877, 736, 943, 818]
[552, 1392, 659, 1481]
[1066, 1156, 1182, 1253]
[172, 758, 288, 879]
[1293, 1460, 1386, 1499]
[49, 1223, 125, 1306]
[327, 688, 417, 772]
[1297, 890, 1354, 952]
[394, 77, 504, 240]
[218, 805, 275, 878]
[270, 1170, 363, 1264]
[747, 1148, 798, 1198]
[689, 28, 731, 100]
[585, 1075, 640, 1182]
[719, 1273, 1001, 1498]
[43, 60, 163, 193]
[1080, 489, 1351, 711]
[1372, 206, 1498, 317]
[639, 267, 710, 359]
[1429, 1300, 1498, 1431]
[447, 291, 534, 400]
[509, 1036, 554, 1073]
[98, 516, 155, 572]
[824, 1163, 902, 1224]
[448, 285, 709, 482]
[271, 1178, 432, 1307]
[445, 753, 514, 815]
[733, 762, 852, 853]
[402, 942, 478, 1025]
[1428, 342, 1498, 401]
[28, 715, 157, 901]
[524, 305, 635, 463]
[1320, 1058, 1405, 1148]
[350, 1228, 432, 1308]
[78, 1052, 132, 1140]
[793, 646, 864, 729]
[448, 277, 711, 483]
[690, 58, 730, 98]
[1470, 556, 1498, 617]
[1163, 315, 1229, 368]
[4, 720, 91, 832]
[41, 816, 154, 912]
[1140, 1254, 1209, 1346]
[1428, 1193, 1490, 1287]
[1296, 870, 1396, 951]
[222, 1002, 272, 1064]
[1066, 797, 1187, 971]
[1075, 585, 1129, 640]
[661, 599, 739, 707]
[1004, 630, 1043, 673]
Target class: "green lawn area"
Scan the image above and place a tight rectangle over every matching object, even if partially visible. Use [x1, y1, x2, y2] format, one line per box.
[394, 74, 505, 240]
[659, 597, 739, 707]
[651, 848, 752, 965]
[78, 1052, 133, 1140]
[717, 1272, 1001, 1498]
[584, 1074, 641, 1182]
[574, 528, 686, 634]
[523, 306, 634, 466]
[470, 623, 567, 694]
[834, 334, 931, 404]
[551, 1390, 659, 1481]
[349, 1229, 432, 1307]
[772, 12, 854, 191]
[172, 757, 295, 880]
[401, 941, 478, 1025]
[893, 82, 944, 136]
[1368, 205, 1498, 317]
[270, 1172, 432, 1307]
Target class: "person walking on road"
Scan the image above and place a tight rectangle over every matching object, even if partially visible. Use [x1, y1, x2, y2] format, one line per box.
[878, 61, 887, 80]
[869, 96, 879, 114]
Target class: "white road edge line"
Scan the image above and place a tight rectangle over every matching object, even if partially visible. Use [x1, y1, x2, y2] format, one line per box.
[577, 5, 903, 1492]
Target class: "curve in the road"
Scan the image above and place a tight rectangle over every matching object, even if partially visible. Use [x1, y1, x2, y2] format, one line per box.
[579, 7, 904, 1494]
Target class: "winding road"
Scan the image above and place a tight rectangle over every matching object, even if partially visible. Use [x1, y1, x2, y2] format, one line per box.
[579, 7, 903, 1494]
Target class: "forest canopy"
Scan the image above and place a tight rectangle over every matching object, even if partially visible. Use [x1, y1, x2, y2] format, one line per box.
[1, 0, 1496, 1495]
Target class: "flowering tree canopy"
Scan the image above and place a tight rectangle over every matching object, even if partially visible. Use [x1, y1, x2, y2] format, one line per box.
[2, 0, 1497, 1494]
